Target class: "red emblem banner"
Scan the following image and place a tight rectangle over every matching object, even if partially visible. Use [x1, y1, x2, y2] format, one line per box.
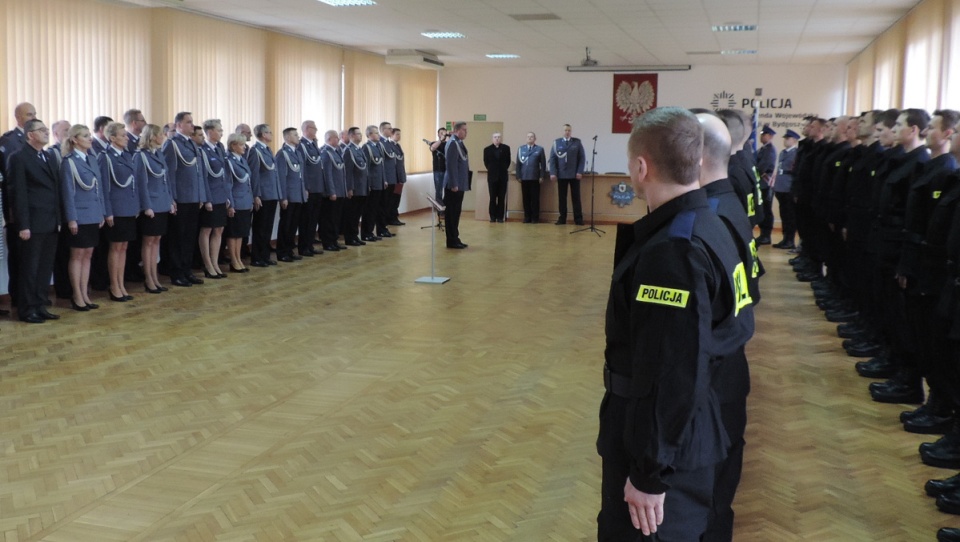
[612, 74, 658, 134]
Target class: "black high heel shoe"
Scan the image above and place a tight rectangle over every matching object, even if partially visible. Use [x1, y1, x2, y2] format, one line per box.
[86, 302, 99, 309]
[204, 270, 223, 279]
[71, 300, 90, 312]
[109, 292, 127, 302]
[145, 283, 162, 294]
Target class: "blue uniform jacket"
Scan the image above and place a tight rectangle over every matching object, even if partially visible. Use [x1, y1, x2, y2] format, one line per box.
[162, 133, 207, 204]
[516, 144, 547, 181]
[200, 142, 230, 206]
[298, 137, 324, 195]
[443, 136, 470, 191]
[247, 141, 284, 201]
[365, 141, 386, 192]
[60, 152, 105, 225]
[344, 143, 368, 196]
[320, 145, 347, 198]
[774, 146, 797, 194]
[548, 137, 586, 178]
[276, 144, 305, 203]
[381, 139, 399, 186]
[135, 149, 174, 214]
[99, 147, 139, 218]
[226, 153, 254, 211]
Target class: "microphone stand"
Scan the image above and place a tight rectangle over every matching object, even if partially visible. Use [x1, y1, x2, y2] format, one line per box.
[571, 135, 605, 237]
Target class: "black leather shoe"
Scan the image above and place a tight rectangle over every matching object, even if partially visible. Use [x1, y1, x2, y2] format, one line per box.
[323, 245, 341, 252]
[20, 312, 44, 324]
[379, 231, 393, 238]
[772, 240, 795, 249]
[446, 243, 467, 249]
[906, 413, 954, 435]
[71, 300, 91, 311]
[299, 250, 315, 257]
[855, 356, 896, 378]
[230, 265, 250, 273]
[345, 239, 365, 246]
[902, 403, 931, 423]
[171, 277, 192, 286]
[187, 275, 204, 285]
[278, 255, 295, 262]
[846, 342, 883, 357]
[204, 270, 223, 279]
[145, 283, 162, 294]
[756, 236, 772, 245]
[938, 527, 960, 541]
[250, 260, 269, 268]
[87, 302, 100, 308]
[555, 219, 566, 225]
[938, 490, 960, 514]
[361, 235, 379, 242]
[336, 244, 347, 250]
[388, 220, 405, 226]
[826, 309, 859, 323]
[267, 259, 278, 266]
[926, 444, 960, 469]
[838, 322, 867, 338]
[38, 308, 60, 320]
[797, 272, 821, 282]
[110, 292, 128, 302]
[926, 473, 960, 497]
[870, 379, 923, 404]
[291, 254, 303, 260]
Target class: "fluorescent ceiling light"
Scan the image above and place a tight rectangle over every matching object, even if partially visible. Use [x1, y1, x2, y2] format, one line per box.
[317, 0, 376, 5]
[486, 54, 519, 59]
[421, 31, 465, 39]
[712, 24, 756, 32]
[721, 49, 758, 55]
[566, 64, 691, 72]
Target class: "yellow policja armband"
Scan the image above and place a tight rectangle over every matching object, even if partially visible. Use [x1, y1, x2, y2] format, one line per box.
[636, 285, 690, 308]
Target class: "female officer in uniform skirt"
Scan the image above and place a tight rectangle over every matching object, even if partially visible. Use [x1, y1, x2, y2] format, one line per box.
[224, 133, 253, 273]
[60, 124, 105, 311]
[99, 122, 139, 302]
[198, 120, 229, 279]
[135, 124, 174, 294]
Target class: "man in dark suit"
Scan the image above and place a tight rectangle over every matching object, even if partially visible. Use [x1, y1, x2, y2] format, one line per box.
[444, 121, 470, 249]
[1, 102, 38, 312]
[7, 119, 60, 323]
[548, 124, 586, 225]
[90, 116, 113, 157]
[483, 132, 511, 223]
[123, 109, 146, 153]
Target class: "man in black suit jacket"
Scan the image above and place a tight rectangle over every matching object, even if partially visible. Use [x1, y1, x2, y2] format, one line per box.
[7, 119, 61, 323]
[0, 102, 37, 310]
[483, 133, 511, 223]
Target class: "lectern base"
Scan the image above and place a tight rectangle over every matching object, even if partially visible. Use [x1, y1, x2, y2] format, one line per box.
[415, 276, 450, 284]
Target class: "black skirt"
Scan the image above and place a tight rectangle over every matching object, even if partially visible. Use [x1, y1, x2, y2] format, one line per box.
[225, 209, 252, 239]
[105, 215, 137, 243]
[68, 223, 100, 249]
[138, 211, 169, 237]
[199, 203, 228, 228]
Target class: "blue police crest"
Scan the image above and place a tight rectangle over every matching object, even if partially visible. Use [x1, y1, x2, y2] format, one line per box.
[609, 181, 635, 207]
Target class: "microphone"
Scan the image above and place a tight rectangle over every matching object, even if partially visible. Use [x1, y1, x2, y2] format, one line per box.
[592, 135, 598, 141]
[422, 138, 432, 146]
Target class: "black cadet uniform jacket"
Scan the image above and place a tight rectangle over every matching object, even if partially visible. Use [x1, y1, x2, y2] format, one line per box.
[599, 189, 752, 494]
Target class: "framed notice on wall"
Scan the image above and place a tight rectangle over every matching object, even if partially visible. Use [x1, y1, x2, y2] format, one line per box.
[612, 74, 658, 133]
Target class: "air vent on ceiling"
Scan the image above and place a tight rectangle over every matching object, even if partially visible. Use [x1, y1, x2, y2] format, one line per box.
[386, 49, 445, 70]
[687, 51, 722, 55]
[510, 13, 561, 22]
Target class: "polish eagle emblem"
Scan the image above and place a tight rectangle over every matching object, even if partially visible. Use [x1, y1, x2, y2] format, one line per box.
[615, 80, 656, 123]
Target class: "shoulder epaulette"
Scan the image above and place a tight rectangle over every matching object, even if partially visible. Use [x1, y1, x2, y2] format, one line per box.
[667, 209, 697, 240]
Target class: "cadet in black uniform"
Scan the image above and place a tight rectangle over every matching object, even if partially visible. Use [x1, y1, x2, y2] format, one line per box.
[598, 107, 751, 541]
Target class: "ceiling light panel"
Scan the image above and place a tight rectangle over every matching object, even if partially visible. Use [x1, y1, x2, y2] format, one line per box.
[421, 31, 466, 39]
[316, 0, 376, 6]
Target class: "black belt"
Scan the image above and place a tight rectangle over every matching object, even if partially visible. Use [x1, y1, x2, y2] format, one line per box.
[603, 364, 635, 398]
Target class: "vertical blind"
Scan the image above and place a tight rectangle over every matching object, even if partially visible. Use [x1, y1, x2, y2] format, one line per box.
[0, 0, 436, 172]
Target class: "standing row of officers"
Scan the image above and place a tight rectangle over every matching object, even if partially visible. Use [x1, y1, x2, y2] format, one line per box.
[0, 101, 413, 324]
[786, 109, 960, 542]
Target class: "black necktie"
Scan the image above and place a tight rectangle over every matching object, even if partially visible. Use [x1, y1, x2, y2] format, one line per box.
[37, 151, 46, 162]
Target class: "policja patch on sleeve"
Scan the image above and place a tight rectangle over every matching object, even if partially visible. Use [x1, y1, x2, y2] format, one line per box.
[636, 284, 690, 308]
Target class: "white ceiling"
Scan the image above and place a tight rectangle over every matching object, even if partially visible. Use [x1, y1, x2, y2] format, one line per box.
[145, 0, 922, 67]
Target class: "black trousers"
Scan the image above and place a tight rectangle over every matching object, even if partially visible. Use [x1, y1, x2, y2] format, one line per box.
[343, 195, 364, 241]
[298, 193, 322, 254]
[488, 177, 507, 221]
[319, 197, 343, 247]
[53, 227, 72, 298]
[6, 227, 20, 305]
[17, 231, 57, 317]
[794, 200, 813, 253]
[251, 199, 277, 263]
[277, 201, 302, 258]
[759, 187, 774, 236]
[388, 184, 402, 222]
[557, 177, 582, 223]
[774, 191, 796, 244]
[521, 180, 541, 222]
[167, 202, 200, 280]
[443, 188, 464, 246]
[598, 395, 716, 541]
[380, 185, 396, 231]
[362, 190, 382, 237]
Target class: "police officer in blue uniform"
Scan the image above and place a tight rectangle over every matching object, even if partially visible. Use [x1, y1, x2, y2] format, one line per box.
[297, 121, 323, 257]
[378, 121, 398, 237]
[548, 124, 586, 225]
[755, 125, 778, 244]
[60, 123, 105, 310]
[598, 107, 749, 541]
[224, 133, 254, 273]
[772, 129, 800, 249]
[247, 124, 285, 267]
[320, 129, 347, 252]
[162, 112, 208, 286]
[135, 123, 174, 293]
[275, 127, 305, 263]
[516, 132, 547, 224]
[342, 126, 368, 247]
[90, 116, 113, 157]
[444, 121, 470, 249]
[198, 119, 230, 278]
[362, 126, 387, 242]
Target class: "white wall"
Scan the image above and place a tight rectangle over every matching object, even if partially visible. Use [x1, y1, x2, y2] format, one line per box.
[438, 64, 846, 174]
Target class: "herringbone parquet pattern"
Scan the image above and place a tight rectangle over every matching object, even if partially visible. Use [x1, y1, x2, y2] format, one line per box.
[0, 213, 955, 541]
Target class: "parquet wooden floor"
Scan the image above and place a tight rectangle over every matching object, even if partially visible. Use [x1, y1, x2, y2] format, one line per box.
[0, 212, 955, 541]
